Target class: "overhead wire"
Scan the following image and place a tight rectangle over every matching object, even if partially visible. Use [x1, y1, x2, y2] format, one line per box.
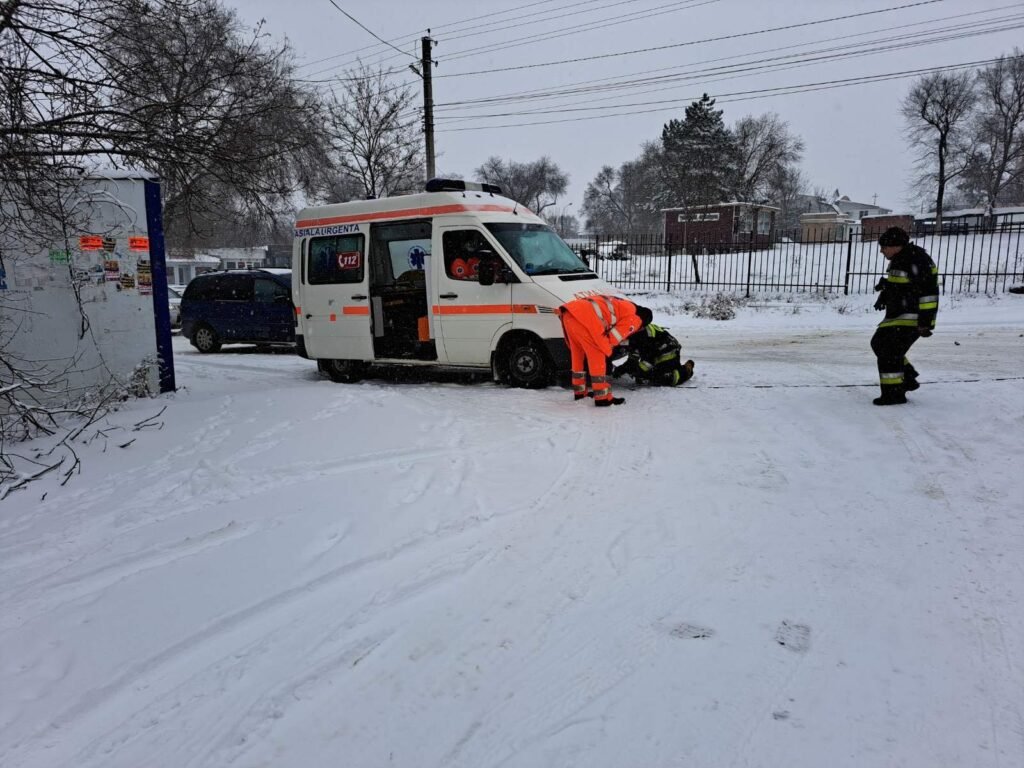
[323, 0, 418, 60]
[296, 0, 568, 72]
[429, 3, 1022, 110]
[301, 0, 656, 80]
[427, 12, 1024, 121]
[433, 55, 1022, 132]
[432, 0, 946, 78]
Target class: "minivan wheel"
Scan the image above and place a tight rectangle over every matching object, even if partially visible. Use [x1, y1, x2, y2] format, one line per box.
[504, 339, 552, 389]
[324, 359, 366, 383]
[192, 324, 221, 353]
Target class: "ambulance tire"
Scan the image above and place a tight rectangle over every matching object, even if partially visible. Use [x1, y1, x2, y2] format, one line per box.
[192, 324, 221, 354]
[323, 359, 367, 383]
[502, 337, 552, 389]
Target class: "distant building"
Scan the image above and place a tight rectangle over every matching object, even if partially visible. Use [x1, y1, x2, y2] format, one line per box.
[861, 214, 915, 241]
[831, 194, 891, 222]
[914, 206, 1024, 234]
[795, 191, 892, 241]
[166, 253, 220, 285]
[662, 202, 778, 252]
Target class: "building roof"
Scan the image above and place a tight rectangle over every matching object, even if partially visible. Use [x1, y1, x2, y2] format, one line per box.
[918, 206, 1024, 218]
[661, 201, 780, 212]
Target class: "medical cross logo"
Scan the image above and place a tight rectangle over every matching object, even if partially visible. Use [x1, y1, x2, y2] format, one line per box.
[408, 246, 427, 270]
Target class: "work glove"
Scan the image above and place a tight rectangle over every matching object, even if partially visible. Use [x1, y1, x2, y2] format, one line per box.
[609, 346, 630, 368]
[874, 278, 886, 292]
[918, 327, 932, 338]
[873, 296, 886, 311]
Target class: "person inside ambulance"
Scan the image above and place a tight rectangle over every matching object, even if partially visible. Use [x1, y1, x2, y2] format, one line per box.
[445, 231, 495, 281]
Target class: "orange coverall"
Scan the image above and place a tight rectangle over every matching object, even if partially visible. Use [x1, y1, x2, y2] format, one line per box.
[557, 296, 644, 405]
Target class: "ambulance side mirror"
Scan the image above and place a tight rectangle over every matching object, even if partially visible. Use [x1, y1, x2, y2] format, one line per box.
[477, 253, 498, 286]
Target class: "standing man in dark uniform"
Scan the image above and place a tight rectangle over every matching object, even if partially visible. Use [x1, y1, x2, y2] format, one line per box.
[870, 226, 940, 405]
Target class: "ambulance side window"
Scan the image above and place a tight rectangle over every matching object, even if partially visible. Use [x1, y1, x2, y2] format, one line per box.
[308, 234, 365, 285]
[442, 230, 493, 282]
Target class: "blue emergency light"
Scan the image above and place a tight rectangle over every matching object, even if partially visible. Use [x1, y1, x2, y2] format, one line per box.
[425, 178, 503, 195]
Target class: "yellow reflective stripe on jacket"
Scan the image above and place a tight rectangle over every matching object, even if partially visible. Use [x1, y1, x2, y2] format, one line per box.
[880, 372, 904, 384]
[654, 351, 678, 365]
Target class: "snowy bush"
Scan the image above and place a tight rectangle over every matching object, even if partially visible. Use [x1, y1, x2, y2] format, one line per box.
[693, 293, 744, 320]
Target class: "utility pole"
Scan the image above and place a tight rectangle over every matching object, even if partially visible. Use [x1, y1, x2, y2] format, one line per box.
[421, 34, 435, 181]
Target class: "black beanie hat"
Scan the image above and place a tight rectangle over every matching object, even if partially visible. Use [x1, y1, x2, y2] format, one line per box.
[635, 305, 654, 327]
[878, 226, 910, 247]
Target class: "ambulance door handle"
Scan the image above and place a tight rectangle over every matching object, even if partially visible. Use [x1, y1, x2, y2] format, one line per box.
[440, 293, 458, 299]
[351, 294, 367, 301]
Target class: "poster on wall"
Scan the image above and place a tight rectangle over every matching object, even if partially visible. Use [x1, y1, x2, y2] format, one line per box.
[137, 261, 152, 295]
[79, 235, 103, 251]
[102, 236, 117, 253]
[129, 236, 150, 252]
[119, 272, 136, 291]
[104, 260, 120, 282]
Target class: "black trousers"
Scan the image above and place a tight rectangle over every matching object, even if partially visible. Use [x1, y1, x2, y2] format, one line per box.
[870, 326, 920, 395]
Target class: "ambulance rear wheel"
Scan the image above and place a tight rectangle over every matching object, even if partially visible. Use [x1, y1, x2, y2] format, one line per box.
[323, 359, 367, 383]
[503, 339, 552, 389]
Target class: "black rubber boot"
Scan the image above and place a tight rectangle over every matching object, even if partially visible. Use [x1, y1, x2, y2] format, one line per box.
[595, 397, 625, 407]
[873, 393, 907, 406]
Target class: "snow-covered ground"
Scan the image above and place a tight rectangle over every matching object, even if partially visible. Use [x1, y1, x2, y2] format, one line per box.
[2, 295, 1023, 768]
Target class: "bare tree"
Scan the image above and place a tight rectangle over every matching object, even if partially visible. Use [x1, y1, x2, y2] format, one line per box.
[581, 143, 664, 235]
[475, 156, 568, 214]
[768, 164, 808, 234]
[902, 71, 976, 228]
[1, 0, 325, 247]
[325, 65, 424, 200]
[732, 113, 805, 202]
[959, 51, 1024, 212]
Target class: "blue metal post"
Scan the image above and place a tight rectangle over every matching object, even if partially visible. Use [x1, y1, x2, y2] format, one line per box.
[144, 179, 175, 393]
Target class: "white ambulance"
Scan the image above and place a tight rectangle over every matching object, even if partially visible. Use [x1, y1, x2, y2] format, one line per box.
[291, 179, 620, 386]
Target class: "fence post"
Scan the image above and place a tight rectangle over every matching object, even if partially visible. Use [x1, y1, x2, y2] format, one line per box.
[745, 230, 754, 298]
[843, 233, 854, 295]
[665, 239, 673, 291]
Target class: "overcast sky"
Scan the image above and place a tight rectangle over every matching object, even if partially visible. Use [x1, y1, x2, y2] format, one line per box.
[236, 0, 1023, 216]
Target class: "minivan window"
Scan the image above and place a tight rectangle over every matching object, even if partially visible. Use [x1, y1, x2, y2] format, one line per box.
[183, 277, 219, 301]
[485, 223, 589, 276]
[254, 277, 290, 303]
[309, 234, 365, 285]
[217, 274, 253, 300]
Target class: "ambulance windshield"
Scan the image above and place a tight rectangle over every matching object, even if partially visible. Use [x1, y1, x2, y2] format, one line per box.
[485, 223, 590, 276]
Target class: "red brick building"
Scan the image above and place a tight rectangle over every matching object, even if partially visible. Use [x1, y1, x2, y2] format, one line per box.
[662, 203, 778, 252]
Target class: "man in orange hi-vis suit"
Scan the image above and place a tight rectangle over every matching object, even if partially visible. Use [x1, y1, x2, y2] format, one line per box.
[557, 296, 652, 407]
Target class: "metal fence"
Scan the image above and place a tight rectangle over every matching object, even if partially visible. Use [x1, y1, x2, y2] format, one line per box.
[568, 224, 1024, 295]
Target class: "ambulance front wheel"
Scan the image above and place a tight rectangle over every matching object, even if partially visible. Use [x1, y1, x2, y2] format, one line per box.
[502, 338, 553, 389]
[322, 359, 367, 383]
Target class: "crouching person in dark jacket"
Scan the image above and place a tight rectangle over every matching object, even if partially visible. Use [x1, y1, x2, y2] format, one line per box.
[614, 322, 695, 386]
[870, 226, 939, 406]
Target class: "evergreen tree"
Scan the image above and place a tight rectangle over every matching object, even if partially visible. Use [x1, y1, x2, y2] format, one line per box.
[660, 94, 738, 214]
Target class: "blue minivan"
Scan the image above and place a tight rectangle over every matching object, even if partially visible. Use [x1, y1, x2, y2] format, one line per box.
[181, 269, 294, 353]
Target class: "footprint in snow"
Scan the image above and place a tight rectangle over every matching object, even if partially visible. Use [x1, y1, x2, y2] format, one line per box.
[775, 621, 811, 653]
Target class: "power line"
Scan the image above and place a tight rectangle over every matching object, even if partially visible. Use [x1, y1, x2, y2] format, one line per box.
[297, 0, 568, 72]
[433, 0, 946, 78]
[428, 13, 1024, 120]
[436, 0, 719, 66]
[303, 0, 665, 81]
[324, 0, 418, 60]
[430, 3, 1020, 111]
[434, 56, 1019, 132]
